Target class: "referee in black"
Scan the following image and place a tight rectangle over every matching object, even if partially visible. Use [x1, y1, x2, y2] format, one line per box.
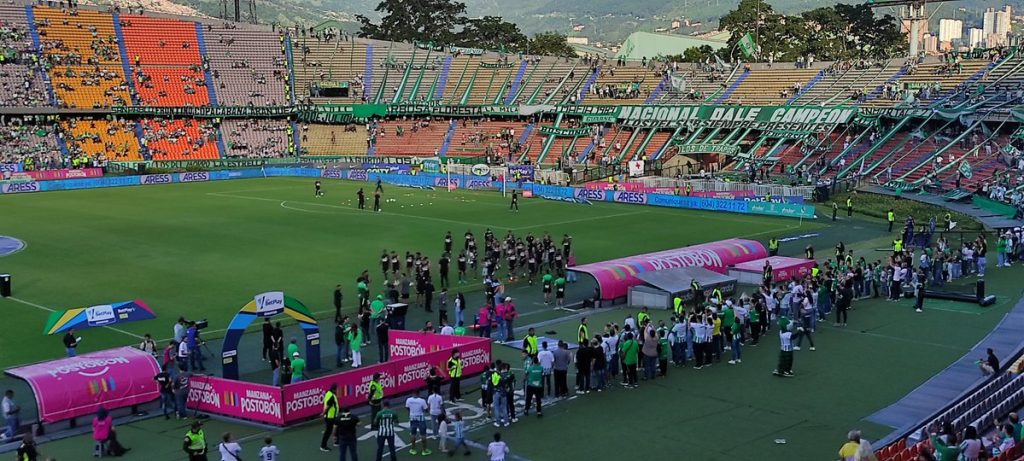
[509, 189, 519, 211]
[357, 188, 365, 210]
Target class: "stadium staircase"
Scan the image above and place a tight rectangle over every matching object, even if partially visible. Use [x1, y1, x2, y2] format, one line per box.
[861, 65, 908, 103]
[653, 126, 684, 160]
[363, 44, 373, 101]
[644, 76, 668, 104]
[434, 55, 452, 101]
[504, 60, 528, 105]
[576, 66, 600, 104]
[284, 32, 296, 104]
[438, 119, 457, 157]
[20, 5, 57, 106]
[193, 22, 219, 105]
[785, 69, 825, 105]
[713, 69, 749, 104]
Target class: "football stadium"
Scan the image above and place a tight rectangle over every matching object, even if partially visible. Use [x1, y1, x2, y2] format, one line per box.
[1, 0, 1024, 460]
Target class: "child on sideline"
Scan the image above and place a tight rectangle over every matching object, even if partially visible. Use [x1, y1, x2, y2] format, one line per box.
[258, 437, 280, 461]
[437, 413, 450, 454]
[449, 411, 471, 456]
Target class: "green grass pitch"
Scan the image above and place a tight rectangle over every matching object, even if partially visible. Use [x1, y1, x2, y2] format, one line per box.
[1, 177, 1019, 461]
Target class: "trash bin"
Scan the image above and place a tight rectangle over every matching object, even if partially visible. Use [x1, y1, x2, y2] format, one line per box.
[0, 274, 10, 297]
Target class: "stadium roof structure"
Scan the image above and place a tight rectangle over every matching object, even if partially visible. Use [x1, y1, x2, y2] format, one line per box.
[615, 31, 728, 61]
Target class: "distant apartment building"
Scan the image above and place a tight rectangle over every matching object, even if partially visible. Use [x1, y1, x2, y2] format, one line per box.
[938, 18, 962, 43]
[983, 6, 1012, 46]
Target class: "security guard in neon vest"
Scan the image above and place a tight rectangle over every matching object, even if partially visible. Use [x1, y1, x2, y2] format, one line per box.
[368, 372, 384, 430]
[523, 328, 539, 355]
[768, 238, 779, 256]
[637, 307, 651, 328]
[711, 287, 724, 306]
[577, 318, 589, 345]
[893, 238, 904, 255]
[887, 209, 896, 232]
[447, 348, 464, 402]
[846, 197, 853, 217]
[320, 383, 339, 451]
[811, 264, 821, 278]
[690, 279, 703, 307]
[182, 421, 207, 460]
[673, 295, 685, 316]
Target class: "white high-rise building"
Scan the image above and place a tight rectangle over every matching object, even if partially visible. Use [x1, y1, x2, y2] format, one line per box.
[968, 28, 985, 48]
[982, 6, 1012, 45]
[938, 19, 963, 43]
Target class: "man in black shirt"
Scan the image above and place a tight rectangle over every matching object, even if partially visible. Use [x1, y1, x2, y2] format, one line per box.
[335, 318, 349, 367]
[270, 322, 284, 362]
[373, 190, 382, 212]
[376, 318, 390, 363]
[333, 284, 343, 322]
[314, 180, 323, 197]
[261, 318, 273, 362]
[443, 231, 453, 253]
[335, 407, 360, 460]
[154, 365, 174, 419]
[439, 253, 450, 289]
[63, 329, 79, 357]
[423, 279, 435, 313]
[509, 189, 519, 211]
[356, 188, 365, 210]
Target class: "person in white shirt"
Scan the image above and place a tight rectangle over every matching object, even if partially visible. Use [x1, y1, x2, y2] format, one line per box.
[405, 391, 431, 455]
[426, 391, 445, 436]
[218, 432, 242, 461]
[536, 342, 554, 397]
[177, 340, 190, 370]
[487, 432, 510, 461]
[439, 321, 455, 336]
[669, 318, 687, 366]
[623, 315, 636, 332]
[257, 437, 279, 461]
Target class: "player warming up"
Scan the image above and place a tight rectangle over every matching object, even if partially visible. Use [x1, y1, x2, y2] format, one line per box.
[314, 180, 324, 198]
[509, 189, 519, 212]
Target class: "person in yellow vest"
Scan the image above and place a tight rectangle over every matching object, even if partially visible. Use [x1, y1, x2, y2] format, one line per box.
[768, 237, 780, 256]
[577, 318, 589, 345]
[846, 197, 853, 217]
[320, 383, 339, 451]
[673, 295, 684, 317]
[523, 327, 539, 356]
[368, 372, 384, 430]
[446, 349, 464, 403]
[887, 209, 896, 233]
[637, 307, 651, 328]
[690, 279, 703, 308]
[711, 287, 724, 306]
[182, 421, 207, 460]
[685, 183, 692, 196]
[893, 238, 903, 256]
[811, 263, 821, 279]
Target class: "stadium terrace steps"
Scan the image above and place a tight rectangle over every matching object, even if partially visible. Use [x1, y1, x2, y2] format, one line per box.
[504, 60, 527, 105]
[712, 69, 749, 104]
[120, 15, 209, 107]
[62, 119, 142, 161]
[205, 26, 289, 106]
[141, 118, 220, 160]
[447, 121, 528, 160]
[373, 120, 447, 157]
[575, 66, 600, 103]
[434, 55, 452, 101]
[34, 7, 131, 109]
[785, 69, 825, 105]
[724, 68, 818, 105]
[584, 65, 657, 105]
[861, 65, 908, 103]
[0, 4, 54, 107]
[301, 124, 367, 156]
[438, 119, 457, 157]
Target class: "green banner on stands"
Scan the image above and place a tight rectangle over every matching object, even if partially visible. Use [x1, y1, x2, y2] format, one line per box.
[539, 125, 591, 137]
[673, 143, 741, 155]
[617, 105, 856, 129]
[480, 62, 515, 69]
[112, 106, 296, 118]
[581, 115, 618, 124]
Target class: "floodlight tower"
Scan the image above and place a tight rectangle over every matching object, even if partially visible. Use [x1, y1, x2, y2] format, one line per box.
[866, 0, 959, 57]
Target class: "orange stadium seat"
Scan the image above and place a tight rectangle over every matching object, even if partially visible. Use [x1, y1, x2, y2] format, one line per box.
[141, 118, 220, 160]
[120, 15, 209, 107]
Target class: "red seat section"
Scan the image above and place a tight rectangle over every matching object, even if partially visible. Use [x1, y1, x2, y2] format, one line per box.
[140, 118, 220, 160]
[120, 15, 209, 107]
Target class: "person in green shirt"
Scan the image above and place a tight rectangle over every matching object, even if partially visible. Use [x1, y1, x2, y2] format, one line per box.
[523, 356, 544, 417]
[357, 280, 369, 309]
[554, 275, 566, 307]
[453, 321, 467, 336]
[619, 332, 639, 388]
[721, 304, 735, 349]
[541, 271, 554, 305]
[728, 321, 743, 365]
[657, 330, 670, 377]
[287, 339, 299, 358]
[290, 352, 306, 383]
[348, 324, 363, 367]
[929, 430, 961, 461]
[370, 295, 386, 320]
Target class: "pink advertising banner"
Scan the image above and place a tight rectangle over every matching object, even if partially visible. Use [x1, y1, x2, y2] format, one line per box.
[731, 256, 815, 282]
[570, 238, 768, 300]
[186, 375, 284, 425]
[388, 330, 482, 359]
[282, 335, 491, 424]
[24, 168, 103, 181]
[5, 347, 160, 423]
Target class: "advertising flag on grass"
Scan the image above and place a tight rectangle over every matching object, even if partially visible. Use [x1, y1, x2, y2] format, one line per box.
[43, 300, 155, 335]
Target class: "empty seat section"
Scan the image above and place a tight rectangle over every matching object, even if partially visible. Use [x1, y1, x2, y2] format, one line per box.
[205, 27, 289, 106]
[141, 118, 219, 160]
[447, 121, 528, 160]
[373, 119, 446, 156]
[300, 123, 367, 156]
[120, 15, 208, 106]
[34, 7, 130, 108]
[62, 118, 142, 160]
[221, 119, 290, 158]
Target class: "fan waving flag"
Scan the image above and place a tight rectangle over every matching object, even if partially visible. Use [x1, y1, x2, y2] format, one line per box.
[958, 159, 973, 179]
[738, 32, 758, 58]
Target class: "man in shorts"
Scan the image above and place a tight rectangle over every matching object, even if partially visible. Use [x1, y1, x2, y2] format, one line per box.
[405, 390, 431, 455]
[541, 270, 553, 305]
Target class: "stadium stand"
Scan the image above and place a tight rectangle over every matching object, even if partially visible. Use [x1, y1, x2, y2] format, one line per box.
[221, 119, 290, 158]
[0, 4, 51, 107]
[61, 118, 142, 161]
[300, 123, 368, 156]
[202, 24, 289, 106]
[140, 118, 220, 160]
[120, 15, 209, 106]
[372, 118, 448, 157]
[0, 118, 62, 168]
[447, 120, 528, 160]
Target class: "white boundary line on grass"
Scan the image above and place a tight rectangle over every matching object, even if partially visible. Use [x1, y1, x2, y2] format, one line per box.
[6, 296, 146, 340]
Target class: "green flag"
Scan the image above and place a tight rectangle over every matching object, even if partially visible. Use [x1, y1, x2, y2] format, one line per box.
[737, 32, 758, 58]
[958, 159, 973, 179]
